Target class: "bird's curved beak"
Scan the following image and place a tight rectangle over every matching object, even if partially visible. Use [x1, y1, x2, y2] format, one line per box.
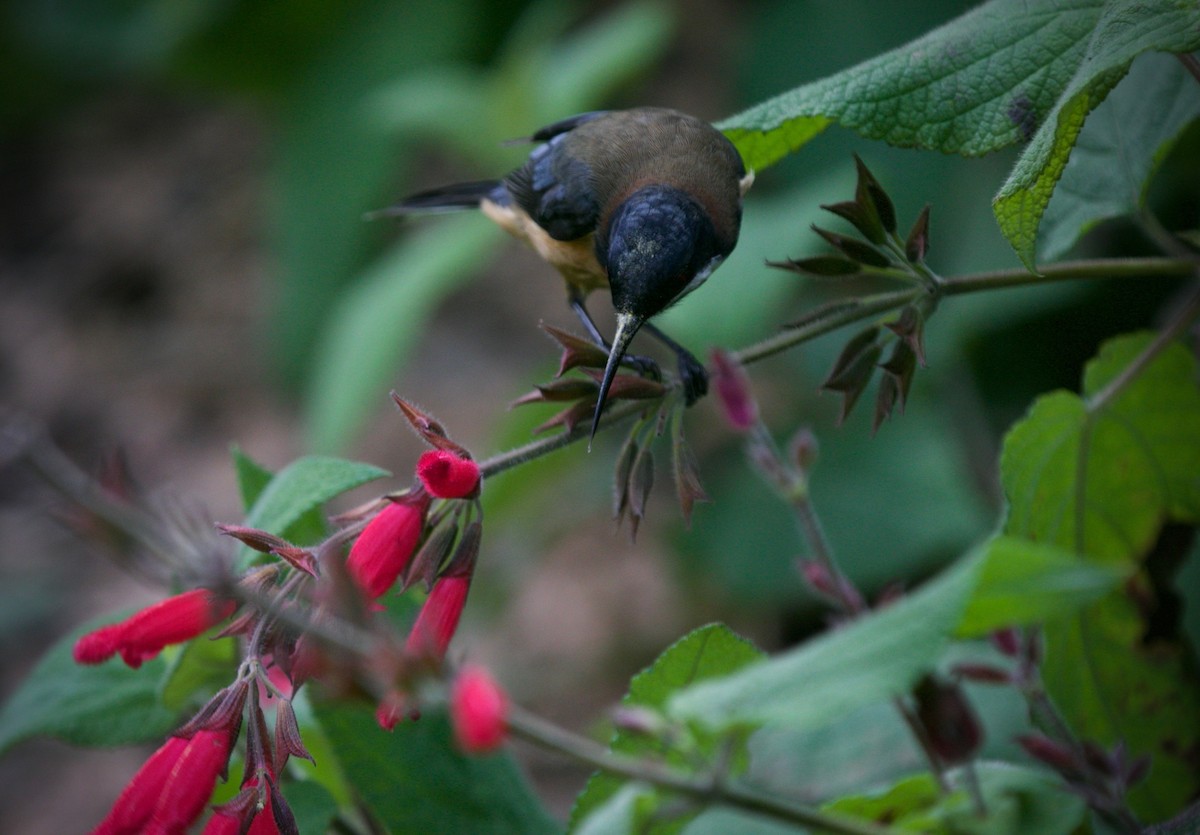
[590, 311, 644, 449]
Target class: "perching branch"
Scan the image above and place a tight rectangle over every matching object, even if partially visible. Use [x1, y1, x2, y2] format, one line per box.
[479, 256, 1193, 478]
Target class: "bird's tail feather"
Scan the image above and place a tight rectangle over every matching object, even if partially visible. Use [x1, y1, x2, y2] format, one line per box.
[365, 180, 503, 220]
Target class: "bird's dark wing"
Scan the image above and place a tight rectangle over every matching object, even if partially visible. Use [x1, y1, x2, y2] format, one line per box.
[504, 114, 608, 242]
[527, 111, 607, 142]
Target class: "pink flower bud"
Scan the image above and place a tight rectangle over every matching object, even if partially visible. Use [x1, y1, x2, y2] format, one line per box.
[74, 589, 238, 669]
[709, 348, 758, 432]
[450, 665, 509, 753]
[405, 573, 472, 661]
[346, 494, 431, 600]
[92, 729, 233, 835]
[417, 450, 481, 499]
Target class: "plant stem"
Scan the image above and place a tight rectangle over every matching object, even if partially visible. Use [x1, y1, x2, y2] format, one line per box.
[505, 704, 898, 835]
[477, 257, 1192, 476]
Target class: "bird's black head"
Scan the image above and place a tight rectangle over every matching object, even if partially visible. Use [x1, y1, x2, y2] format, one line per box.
[586, 185, 732, 445]
[597, 184, 727, 320]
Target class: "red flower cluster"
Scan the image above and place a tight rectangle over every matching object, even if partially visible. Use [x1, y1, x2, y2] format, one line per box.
[76, 402, 496, 831]
[74, 589, 237, 668]
[92, 729, 233, 834]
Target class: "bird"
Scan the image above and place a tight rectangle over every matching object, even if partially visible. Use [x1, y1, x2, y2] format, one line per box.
[374, 107, 753, 443]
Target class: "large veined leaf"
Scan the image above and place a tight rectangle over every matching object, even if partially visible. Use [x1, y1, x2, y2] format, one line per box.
[1037, 50, 1200, 261]
[717, 0, 1200, 268]
[1000, 332, 1200, 821]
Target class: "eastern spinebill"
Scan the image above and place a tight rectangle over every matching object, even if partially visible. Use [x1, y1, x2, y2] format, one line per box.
[375, 107, 753, 443]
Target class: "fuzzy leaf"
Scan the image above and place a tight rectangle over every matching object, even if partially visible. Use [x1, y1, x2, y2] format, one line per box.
[994, 4, 1200, 269]
[717, 0, 1200, 268]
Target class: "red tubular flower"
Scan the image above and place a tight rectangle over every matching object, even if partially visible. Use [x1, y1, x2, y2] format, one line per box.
[450, 665, 509, 753]
[74, 589, 238, 669]
[417, 449, 481, 499]
[404, 572, 472, 661]
[346, 494, 431, 600]
[92, 729, 233, 835]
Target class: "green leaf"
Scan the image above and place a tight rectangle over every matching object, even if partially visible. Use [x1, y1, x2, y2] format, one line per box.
[569, 624, 763, 829]
[1082, 333, 1200, 520]
[993, 2, 1200, 269]
[231, 445, 274, 514]
[716, 0, 1200, 267]
[314, 700, 558, 835]
[1038, 51, 1200, 261]
[305, 215, 504, 452]
[954, 535, 1129, 637]
[1002, 333, 1200, 561]
[668, 553, 981, 730]
[1001, 332, 1200, 819]
[718, 0, 1105, 171]
[669, 534, 1133, 733]
[0, 615, 177, 754]
[242, 455, 389, 549]
[823, 771, 942, 832]
[824, 762, 1085, 834]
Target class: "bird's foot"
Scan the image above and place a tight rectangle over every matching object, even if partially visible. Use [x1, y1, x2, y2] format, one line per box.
[677, 351, 709, 405]
[619, 353, 662, 382]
